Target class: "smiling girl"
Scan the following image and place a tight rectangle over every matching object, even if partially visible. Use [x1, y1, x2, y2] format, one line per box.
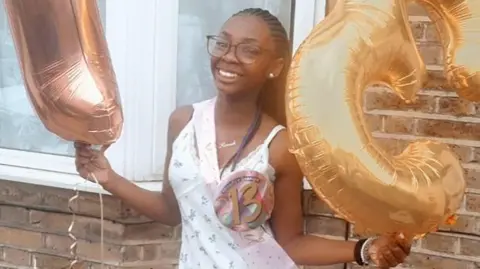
[75, 8, 411, 269]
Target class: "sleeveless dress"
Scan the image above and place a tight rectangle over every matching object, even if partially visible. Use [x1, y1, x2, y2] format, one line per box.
[168, 98, 299, 269]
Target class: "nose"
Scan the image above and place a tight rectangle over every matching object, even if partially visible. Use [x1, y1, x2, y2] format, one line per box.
[222, 45, 239, 63]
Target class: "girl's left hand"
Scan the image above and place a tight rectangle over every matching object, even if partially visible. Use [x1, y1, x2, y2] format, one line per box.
[368, 233, 411, 268]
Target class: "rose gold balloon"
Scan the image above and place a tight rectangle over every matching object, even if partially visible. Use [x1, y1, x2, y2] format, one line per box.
[417, 0, 480, 101]
[5, 0, 123, 145]
[286, 0, 467, 238]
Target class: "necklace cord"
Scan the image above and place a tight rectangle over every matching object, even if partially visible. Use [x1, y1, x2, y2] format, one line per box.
[220, 106, 262, 178]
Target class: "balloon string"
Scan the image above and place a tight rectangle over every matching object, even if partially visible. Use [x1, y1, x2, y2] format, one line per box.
[68, 173, 104, 269]
[90, 173, 105, 269]
[68, 188, 79, 269]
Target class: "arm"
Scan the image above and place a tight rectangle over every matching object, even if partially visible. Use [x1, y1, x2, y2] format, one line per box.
[269, 132, 412, 267]
[101, 106, 193, 226]
[269, 131, 356, 265]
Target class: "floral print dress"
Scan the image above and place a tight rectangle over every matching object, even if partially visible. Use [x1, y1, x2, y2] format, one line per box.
[168, 98, 298, 269]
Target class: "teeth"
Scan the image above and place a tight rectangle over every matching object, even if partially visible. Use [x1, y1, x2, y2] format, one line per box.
[219, 69, 238, 78]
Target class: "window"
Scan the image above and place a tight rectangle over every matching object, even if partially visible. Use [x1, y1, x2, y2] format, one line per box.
[0, 0, 326, 193]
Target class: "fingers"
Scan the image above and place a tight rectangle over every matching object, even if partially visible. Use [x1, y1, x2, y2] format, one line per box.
[382, 234, 410, 267]
[75, 161, 98, 181]
[74, 141, 91, 149]
[380, 248, 399, 268]
[75, 145, 103, 159]
[395, 233, 412, 255]
[372, 234, 412, 268]
[389, 243, 407, 262]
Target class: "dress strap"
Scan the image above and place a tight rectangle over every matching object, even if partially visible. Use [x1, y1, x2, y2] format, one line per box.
[263, 125, 286, 148]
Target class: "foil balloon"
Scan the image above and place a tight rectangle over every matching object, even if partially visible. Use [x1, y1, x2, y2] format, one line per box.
[286, 0, 467, 237]
[4, 0, 123, 145]
[417, 0, 480, 101]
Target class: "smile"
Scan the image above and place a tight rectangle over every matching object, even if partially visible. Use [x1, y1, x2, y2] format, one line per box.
[218, 69, 239, 79]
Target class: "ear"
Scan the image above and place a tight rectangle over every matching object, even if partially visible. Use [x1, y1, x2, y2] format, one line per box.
[267, 57, 285, 78]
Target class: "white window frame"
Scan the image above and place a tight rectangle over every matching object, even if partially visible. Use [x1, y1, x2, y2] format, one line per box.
[0, 0, 326, 194]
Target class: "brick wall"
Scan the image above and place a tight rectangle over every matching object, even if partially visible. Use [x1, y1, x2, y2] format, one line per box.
[1, 1, 479, 269]
[0, 180, 180, 269]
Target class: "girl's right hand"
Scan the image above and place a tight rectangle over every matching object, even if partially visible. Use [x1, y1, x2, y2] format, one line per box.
[74, 142, 113, 185]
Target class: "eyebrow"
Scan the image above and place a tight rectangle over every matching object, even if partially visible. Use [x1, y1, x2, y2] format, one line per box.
[220, 31, 259, 44]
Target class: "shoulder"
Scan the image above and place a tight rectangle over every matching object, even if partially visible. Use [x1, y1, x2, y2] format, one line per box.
[167, 105, 194, 140]
[267, 125, 302, 178]
[268, 128, 289, 162]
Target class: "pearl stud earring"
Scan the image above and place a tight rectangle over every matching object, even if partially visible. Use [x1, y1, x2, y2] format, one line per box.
[269, 73, 275, 78]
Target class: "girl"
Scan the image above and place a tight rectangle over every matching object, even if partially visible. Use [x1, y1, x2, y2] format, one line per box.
[75, 8, 411, 269]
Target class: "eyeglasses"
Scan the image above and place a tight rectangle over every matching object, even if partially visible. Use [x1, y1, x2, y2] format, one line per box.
[206, 35, 265, 64]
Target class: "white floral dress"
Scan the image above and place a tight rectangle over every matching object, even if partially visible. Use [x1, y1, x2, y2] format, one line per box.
[168, 98, 298, 269]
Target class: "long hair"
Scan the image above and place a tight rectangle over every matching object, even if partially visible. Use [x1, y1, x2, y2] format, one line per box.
[222, 8, 291, 173]
[233, 8, 291, 127]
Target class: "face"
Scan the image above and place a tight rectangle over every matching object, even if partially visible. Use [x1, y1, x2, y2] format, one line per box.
[209, 15, 284, 98]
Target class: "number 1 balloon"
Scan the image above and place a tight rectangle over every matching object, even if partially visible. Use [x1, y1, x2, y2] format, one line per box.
[286, 0, 471, 238]
[5, 1, 123, 268]
[5, 0, 123, 146]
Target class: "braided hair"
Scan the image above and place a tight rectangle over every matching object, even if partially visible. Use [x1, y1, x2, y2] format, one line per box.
[233, 8, 291, 127]
[220, 8, 291, 174]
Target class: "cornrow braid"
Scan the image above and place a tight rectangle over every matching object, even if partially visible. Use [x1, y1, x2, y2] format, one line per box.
[219, 8, 291, 175]
[233, 8, 289, 57]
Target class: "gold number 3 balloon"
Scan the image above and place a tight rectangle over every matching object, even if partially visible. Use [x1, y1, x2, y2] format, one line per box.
[286, 0, 477, 237]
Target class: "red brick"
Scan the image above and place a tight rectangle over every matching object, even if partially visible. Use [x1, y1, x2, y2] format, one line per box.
[305, 216, 347, 238]
[44, 234, 72, 256]
[438, 214, 480, 236]
[87, 262, 120, 269]
[82, 217, 124, 242]
[424, 70, 449, 90]
[384, 116, 416, 134]
[410, 21, 426, 40]
[424, 22, 440, 41]
[422, 233, 458, 254]
[0, 227, 42, 250]
[465, 194, 480, 213]
[0, 205, 28, 224]
[404, 253, 472, 269]
[303, 191, 335, 216]
[30, 210, 86, 238]
[473, 147, 480, 163]
[122, 245, 141, 262]
[447, 144, 474, 163]
[143, 242, 180, 261]
[3, 248, 30, 266]
[465, 169, 480, 190]
[438, 97, 476, 116]
[459, 237, 480, 257]
[123, 223, 178, 241]
[32, 253, 84, 269]
[364, 114, 383, 132]
[0, 181, 43, 206]
[29, 210, 123, 243]
[417, 43, 443, 65]
[365, 89, 436, 113]
[40, 188, 123, 221]
[416, 119, 480, 140]
[77, 241, 123, 262]
[407, 2, 428, 16]
[374, 138, 408, 155]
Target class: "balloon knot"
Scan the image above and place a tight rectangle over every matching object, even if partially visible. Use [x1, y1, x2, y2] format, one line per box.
[445, 214, 458, 226]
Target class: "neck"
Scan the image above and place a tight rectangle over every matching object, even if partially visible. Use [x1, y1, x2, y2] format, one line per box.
[215, 92, 259, 127]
